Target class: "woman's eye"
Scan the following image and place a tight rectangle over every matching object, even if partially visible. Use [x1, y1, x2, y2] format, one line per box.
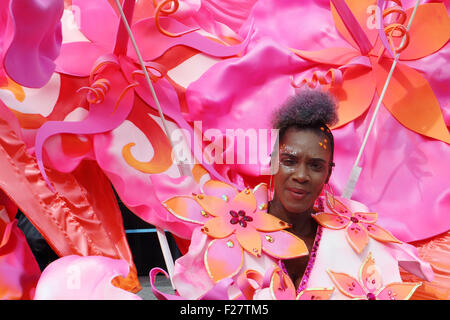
[281, 159, 296, 166]
[310, 162, 324, 171]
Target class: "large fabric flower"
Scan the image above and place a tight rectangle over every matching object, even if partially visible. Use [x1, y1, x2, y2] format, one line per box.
[328, 251, 421, 300]
[291, 0, 450, 143]
[313, 192, 401, 254]
[163, 179, 308, 282]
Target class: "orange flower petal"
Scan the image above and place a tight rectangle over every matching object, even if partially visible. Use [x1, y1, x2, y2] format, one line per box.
[328, 65, 376, 129]
[252, 212, 291, 232]
[194, 194, 228, 217]
[346, 222, 369, 254]
[325, 192, 353, 218]
[270, 268, 297, 300]
[163, 196, 211, 224]
[397, 3, 450, 61]
[312, 212, 349, 230]
[376, 282, 421, 300]
[202, 216, 235, 239]
[262, 230, 308, 259]
[235, 226, 262, 257]
[291, 47, 360, 65]
[354, 212, 378, 224]
[296, 287, 335, 300]
[252, 183, 269, 212]
[363, 223, 402, 244]
[201, 179, 238, 201]
[359, 252, 383, 293]
[229, 188, 257, 214]
[327, 270, 367, 299]
[330, 0, 378, 51]
[370, 56, 450, 144]
[204, 236, 244, 283]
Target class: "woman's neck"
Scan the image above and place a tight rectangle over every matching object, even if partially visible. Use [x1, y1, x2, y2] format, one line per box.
[268, 199, 317, 239]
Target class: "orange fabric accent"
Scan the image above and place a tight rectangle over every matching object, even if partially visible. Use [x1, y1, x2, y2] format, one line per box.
[401, 231, 450, 300]
[370, 56, 450, 144]
[330, 0, 379, 50]
[121, 98, 174, 174]
[60, 134, 92, 157]
[397, 3, 450, 61]
[328, 64, 376, 128]
[0, 77, 25, 102]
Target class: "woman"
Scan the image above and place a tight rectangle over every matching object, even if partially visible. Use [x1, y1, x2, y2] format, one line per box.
[269, 89, 337, 289]
[154, 89, 433, 300]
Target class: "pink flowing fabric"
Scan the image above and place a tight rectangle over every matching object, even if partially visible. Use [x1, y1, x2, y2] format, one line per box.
[185, 0, 450, 242]
[34, 255, 141, 300]
[4, 0, 63, 88]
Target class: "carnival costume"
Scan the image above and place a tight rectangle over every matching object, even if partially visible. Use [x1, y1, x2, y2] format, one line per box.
[148, 179, 432, 300]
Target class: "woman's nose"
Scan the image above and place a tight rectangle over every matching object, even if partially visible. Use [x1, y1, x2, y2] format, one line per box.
[292, 163, 309, 183]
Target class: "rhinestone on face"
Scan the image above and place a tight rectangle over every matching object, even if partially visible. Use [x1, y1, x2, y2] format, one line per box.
[265, 235, 274, 243]
[259, 203, 267, 210]
[226, 240, 234, 248]
[200, 210, 208, 217]
[221, 195, 229, 202]
[244, 189, 251, 194]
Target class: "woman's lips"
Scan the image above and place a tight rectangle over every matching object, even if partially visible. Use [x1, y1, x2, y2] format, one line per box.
[287, 188, 309, 200]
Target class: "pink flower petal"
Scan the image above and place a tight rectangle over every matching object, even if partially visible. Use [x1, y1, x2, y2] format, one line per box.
[202, 216, 235, 239]
[229, 188, 257, 214]
[270, 268, 296, 300]
[163, 196, 211, 225]
[376, 282, 421, 300]
[327, 270, 366, 299]
[296, 288, 334, 300]
[345, 222, 369, 254]
[364, 223, 402, 244]
[252, 183, 269, 211]
[235, 225, 262, 257]
[359, 252, 383, 293]
[312, 212, 349, 230]
[354, 212, 378, 224]
[262, 230, 308, 259]
[204, 236, 243, 282]
[201, 179, 238, 201]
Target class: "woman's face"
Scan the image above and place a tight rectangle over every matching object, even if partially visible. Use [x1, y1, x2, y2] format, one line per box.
[272, 127, 332, 215]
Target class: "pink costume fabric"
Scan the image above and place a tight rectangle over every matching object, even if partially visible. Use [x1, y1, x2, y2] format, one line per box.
[0, 0, 448, 299]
